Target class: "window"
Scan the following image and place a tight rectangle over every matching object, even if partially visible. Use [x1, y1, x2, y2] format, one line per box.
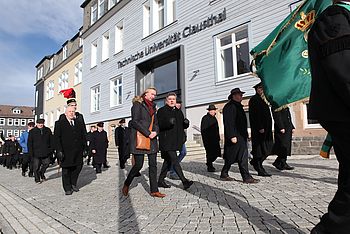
[156, 0, 165, 30]
[115, 21, 124, 53]
[35, 90, 38, 107]
[58, 71, 69, 91]
[49, 58, 54, 71]
[74, 60, 83, 85]
[102, 32, 110, 61]
[143, 1, 151, 36]
[63, 45, 68, 60]
[91, 40, 98, 68]
[91, 85, 101, 112]
[304, 103, 321, 128]
[98, 0, 106, 18]
[37, 67, 43, 80]
[14, 130, 19, 138]
[21, 119, 26, 126]
[46, 81, 55, 99]
[7, 130, 13, 138]
[79, 38, 83, 47]
[168, 0, 176, 23]
[7, 118, 13, 126]
[0, 118, 5, 126]
[108, 0, 119, 9]
[14, 119, 20, 126]
[12, 109, 21, 114]
[215, 26, 250, 81]
[91, 3, 98, 24]
[110, 76, 123, 107]
[28, 119, 34, 123]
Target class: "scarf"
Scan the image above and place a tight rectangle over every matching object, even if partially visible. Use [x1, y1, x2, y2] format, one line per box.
[144, 98, 155, 116]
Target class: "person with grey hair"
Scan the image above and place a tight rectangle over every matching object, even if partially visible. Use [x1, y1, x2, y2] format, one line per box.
[54, 106, 87, 195]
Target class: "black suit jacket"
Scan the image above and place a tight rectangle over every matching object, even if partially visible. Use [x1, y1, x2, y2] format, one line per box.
[28, 127, 53, 158]
[54, 117, 86, 167]
[308, 5, 350, 122]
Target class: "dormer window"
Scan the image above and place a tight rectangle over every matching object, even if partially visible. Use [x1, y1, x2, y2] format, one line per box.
[63, 45, 68, 60]
[13, 109, 21, 114]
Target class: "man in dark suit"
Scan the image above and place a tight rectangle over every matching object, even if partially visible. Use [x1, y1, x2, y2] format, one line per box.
[54, 106, 87, 195]
[220, 88, 259, 184]
[249, 82, 273, 176]
[308, 1, 350, 233]
[157, 92, 193, 190]
[114, 118, 130, 169]
[28, 119, 53, 183]
[90, 122, 108, 174]
[86, 125, 96, 166]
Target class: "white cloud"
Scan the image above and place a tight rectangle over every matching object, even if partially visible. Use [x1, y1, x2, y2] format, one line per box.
[0, 0, 82, 43]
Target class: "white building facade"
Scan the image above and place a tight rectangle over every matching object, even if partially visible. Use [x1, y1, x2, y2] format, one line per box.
[80, 0, 325, 151]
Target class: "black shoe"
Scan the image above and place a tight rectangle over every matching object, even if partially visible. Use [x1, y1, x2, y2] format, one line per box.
[120, 164, 125, 169]
[40, 174, 47, 182]
[283, 163, 294, 170]
[183, 180, 194, 190]
[72, 185, 79, 192]
[103, 165, 110, 168]
[22, 172, 26, 177]
[65, 190, 73, 195]
[272, 161, 284, 170]
[257, 170, 272, 177]
[158, 181, 171, 188]
[135, 172, 141, 177]
[220, 175, 234, 181]
[28, 173, 33, 177]
[207, 166, 216, 172]
[250, 159, 260, 172]
[311, 222, 330, 234]
[243, 178, 260, 184]
[96, 170, 102, 174]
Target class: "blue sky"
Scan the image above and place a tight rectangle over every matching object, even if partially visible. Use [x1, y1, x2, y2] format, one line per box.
[0, 0, 83, 107]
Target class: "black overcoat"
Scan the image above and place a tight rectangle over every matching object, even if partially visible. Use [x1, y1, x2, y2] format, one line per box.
[308, 5, 350, 122]
[248, 94, 273, 159]
[200, 113, 221, 160]
[115, 126, 130, 161]
[3, 140, 21, 156]
[129, 98, 159, 155]
[28, 127, 53, 158]
[54, 117, 86, 167]
[223, 100, 248, 165]
[157, 105, 189, 152]
[90, 130, 108, 164]
[272, 107, 294, 157]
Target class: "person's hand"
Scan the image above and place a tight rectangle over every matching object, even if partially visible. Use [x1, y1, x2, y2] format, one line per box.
[56, 151, 64, 162]
[92, 150, 96, 154]
[259, 129, 265, 133]
[169, 118, 176, 125]
[149, 131, 157, 139]
[280, 129, 285, 134]
[231, 137, 237, 144]
[292, 129, 295, 134]
[183, 118, 190, 125]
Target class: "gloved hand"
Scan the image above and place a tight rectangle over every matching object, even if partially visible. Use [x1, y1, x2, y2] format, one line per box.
[183, 118, 190, 125]
[56, 151, 64, 162]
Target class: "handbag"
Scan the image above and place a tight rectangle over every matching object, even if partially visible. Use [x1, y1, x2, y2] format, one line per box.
[136, 115, 154, 150]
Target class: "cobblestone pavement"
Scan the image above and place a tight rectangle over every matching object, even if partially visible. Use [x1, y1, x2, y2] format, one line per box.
[0, 155, 338, 234]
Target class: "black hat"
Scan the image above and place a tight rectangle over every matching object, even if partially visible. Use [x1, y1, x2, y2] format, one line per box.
[207, 104, 217, 111]
[67, 99, 77, 105]
[97, 122, 104, 127]
[36, 118, 45, 124]
[253, 82, 263, 89]
[119, 118, 126, 124]
[228, 88, 245, 100]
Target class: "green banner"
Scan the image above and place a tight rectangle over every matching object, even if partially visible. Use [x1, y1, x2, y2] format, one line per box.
[250, 0, 332, 110]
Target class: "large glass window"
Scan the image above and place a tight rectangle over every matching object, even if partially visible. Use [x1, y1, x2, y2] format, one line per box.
[110, 76, 123, 107]
[91, 85, 101, 112]
[98, 0, 106, 18]
[216, 26, 250, 81]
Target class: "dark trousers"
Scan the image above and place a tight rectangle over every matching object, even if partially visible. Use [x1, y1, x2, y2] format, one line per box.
[61, 164, 83, 192]
[221, 147, 251, 180]
[124, 153, 158, 193]
[318, 121, 350, 233]
[5, 155, 13, 169]
[33, 157, 50, 182]
[22, 153, 33, 174]
[159, 151, 187, 183]
[95, 163, 102, 173]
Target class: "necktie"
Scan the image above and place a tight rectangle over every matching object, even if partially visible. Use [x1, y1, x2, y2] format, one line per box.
[70, 120, 74, 126]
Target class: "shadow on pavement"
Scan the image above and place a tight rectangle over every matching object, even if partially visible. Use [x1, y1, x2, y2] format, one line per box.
[118, 164, 141, 233]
